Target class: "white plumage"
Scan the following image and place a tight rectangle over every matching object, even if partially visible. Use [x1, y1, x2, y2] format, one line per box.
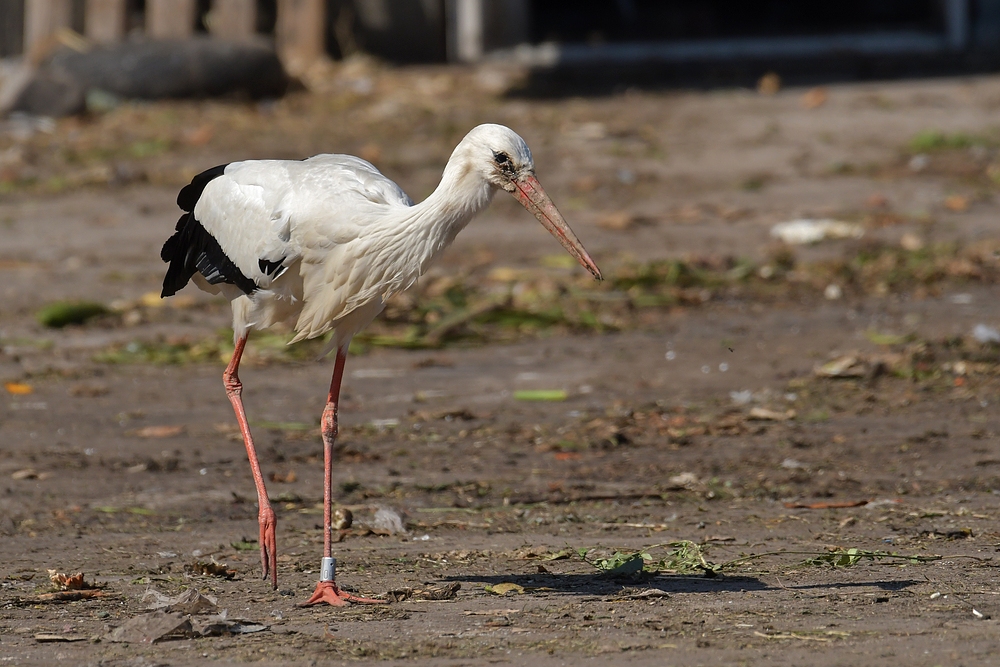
[160, 123, 601, 606]
[183, 126, 534, 352]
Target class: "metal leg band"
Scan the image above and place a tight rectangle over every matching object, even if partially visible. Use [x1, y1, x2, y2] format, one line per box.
[320, 557, 336, 582]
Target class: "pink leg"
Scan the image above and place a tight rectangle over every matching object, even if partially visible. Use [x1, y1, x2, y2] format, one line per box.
[224, 335, 278, 589]
[301, 347, 384, 607]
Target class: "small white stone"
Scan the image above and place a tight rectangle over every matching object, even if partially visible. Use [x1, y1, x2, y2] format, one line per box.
[909, 154, 929, 172]
[730, 390, 752, 405]
[972, 323, 1000, 343]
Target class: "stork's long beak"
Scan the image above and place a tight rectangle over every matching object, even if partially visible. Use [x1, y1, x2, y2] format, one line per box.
[510, 175, 602, 280]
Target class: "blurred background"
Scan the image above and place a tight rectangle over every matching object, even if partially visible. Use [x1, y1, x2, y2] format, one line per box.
[2, 0, 1000, 467]
[3, 2, 1000, 660]
[3, 0, 1000, 334]
[5, 1, 1000, 79]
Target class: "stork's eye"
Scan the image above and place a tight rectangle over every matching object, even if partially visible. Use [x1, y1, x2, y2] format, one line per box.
[493, 151, 514, 174]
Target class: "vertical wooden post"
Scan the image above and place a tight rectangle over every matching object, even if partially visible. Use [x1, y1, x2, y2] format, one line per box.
[0, 0, 26, 58]
[85, 0, 127, 44]
[147, 0, 196, 39]
[449, 0, 528, 62]
[211, 0, 257, 41]
[24, 0, 72, 60]
[455, 0, 484, 62]
[276, 0, 326, 77]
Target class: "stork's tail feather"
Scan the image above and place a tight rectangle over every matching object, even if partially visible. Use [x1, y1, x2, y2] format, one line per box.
[161, 212, 258, 297]
[177, 163, 229, 212]
[160, 163, 258, 298]
[160, 215, 193, 297]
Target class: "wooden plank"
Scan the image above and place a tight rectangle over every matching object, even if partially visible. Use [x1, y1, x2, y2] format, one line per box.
[211, 0, 257, 41]
[147, 0, 196, 39]
[85, 0, 127, 44]
[449, 0, 528, 61]
[24, 0, 72, 60]
[0, 0, 26, 57]
[453, 0, 484, 62]
[276, 0, 325, 76]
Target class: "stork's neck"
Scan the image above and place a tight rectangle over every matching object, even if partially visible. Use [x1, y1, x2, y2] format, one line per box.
[402, 154, 496, 270]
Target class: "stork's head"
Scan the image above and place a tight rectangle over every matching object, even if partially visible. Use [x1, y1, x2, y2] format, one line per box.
[461, 124, 535, 190]
[459, 124, 602, 281]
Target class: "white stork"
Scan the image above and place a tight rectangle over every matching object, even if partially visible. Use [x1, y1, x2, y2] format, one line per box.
[160, 124, 601, 606]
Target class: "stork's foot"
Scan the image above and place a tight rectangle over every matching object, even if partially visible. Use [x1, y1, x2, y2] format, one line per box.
[299, 580, 386, 607]
[258, 506, 277, 589]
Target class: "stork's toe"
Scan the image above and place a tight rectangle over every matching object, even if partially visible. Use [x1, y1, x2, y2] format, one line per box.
[258, 506, 278, 588]
[299, 581, 385, 607]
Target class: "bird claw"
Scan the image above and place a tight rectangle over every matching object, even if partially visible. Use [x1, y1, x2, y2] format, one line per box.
[258, 506, 277, 589]
[299, 580, 386, 607]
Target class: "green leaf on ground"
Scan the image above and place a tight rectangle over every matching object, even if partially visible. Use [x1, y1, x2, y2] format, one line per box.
[864, 330, 911, 346]
[590, 551, 646, 576]
[514, 390, 568, 402]
[37, 301, 108, 328]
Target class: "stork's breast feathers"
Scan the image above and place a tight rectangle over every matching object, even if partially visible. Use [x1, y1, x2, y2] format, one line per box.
[290, 227, 420, 342]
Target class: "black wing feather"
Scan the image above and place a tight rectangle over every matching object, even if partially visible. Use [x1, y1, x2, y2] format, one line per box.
[160, 163, 259, 298]
[258, 258, 285, 276]
[177, 163, 228, 211]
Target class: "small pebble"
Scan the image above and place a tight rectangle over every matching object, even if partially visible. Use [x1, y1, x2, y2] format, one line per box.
[333, 508, 353, 530]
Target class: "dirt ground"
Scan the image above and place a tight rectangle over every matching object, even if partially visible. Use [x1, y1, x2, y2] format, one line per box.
[3, 62, 1000, 666]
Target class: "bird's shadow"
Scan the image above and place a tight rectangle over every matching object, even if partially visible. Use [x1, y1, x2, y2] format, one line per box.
[443, 572, 921, 597]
